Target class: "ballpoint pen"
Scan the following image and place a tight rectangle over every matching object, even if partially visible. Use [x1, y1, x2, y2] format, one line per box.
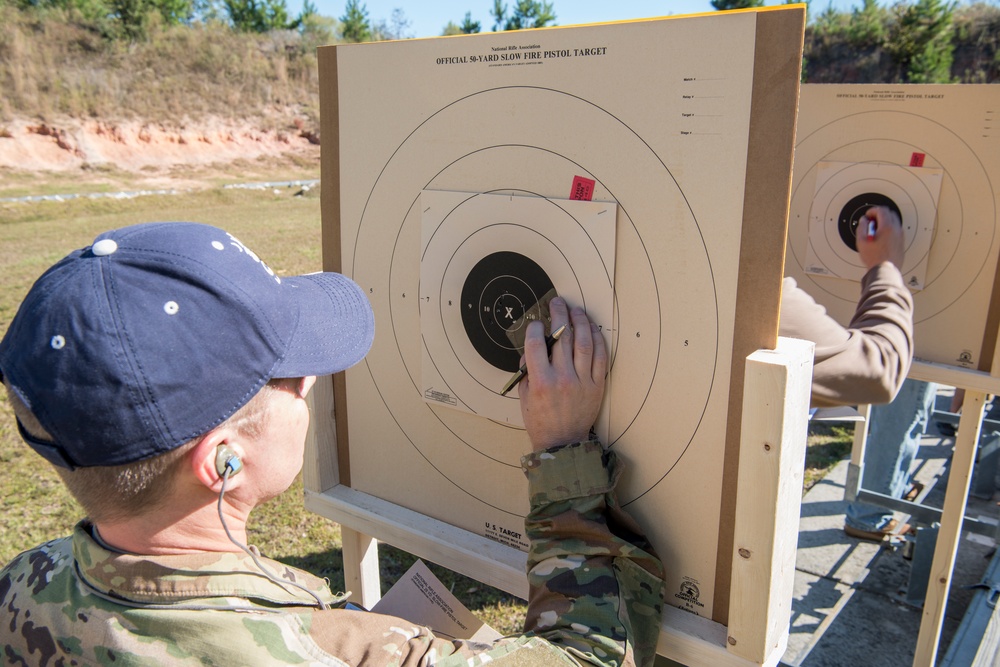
[500, 324, 567, 396]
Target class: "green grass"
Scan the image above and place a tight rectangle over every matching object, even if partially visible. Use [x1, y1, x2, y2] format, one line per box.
[0, 189, 854, 636]
[804, 423, 857, 492]
[0, 153, 321, 200]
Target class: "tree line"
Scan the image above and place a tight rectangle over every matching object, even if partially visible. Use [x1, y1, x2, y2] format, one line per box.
[0, 0, 558, 41]
[2, 0, 997, 83]
[341, 0, 559, 40]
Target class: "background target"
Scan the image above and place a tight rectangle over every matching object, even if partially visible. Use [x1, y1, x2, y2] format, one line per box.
[788, 85, 1000, 371]
[319, 10, 802, 620]
[804, 160, 942, 290]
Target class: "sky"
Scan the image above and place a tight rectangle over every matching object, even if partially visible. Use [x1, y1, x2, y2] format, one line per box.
[295, 1, 875, 38]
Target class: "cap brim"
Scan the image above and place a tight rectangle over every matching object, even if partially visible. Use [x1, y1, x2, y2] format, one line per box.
[272, 272, 374, 378]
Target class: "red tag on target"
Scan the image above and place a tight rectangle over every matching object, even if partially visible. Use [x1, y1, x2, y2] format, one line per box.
[910, 152, 926, 167]
[570, 176, 595, 201]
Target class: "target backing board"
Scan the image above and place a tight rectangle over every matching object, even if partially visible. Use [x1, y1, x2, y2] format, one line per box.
[788, 84, 1000, 372]
[318, 7, 805, 622]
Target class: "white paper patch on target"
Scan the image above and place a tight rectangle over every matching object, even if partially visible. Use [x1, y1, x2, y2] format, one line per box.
[805, 161, 942, 290]
[419, 190, 617, 438]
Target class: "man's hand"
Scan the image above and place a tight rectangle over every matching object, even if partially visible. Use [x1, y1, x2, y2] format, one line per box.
[856, 205, 905, 270]
[518, 297, 607, 452]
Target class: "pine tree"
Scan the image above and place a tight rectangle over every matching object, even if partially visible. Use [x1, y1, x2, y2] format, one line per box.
[224, 0, 291, 32]
[491, 0, 554, 31]
[710, 0, 764, 10]
[848, 0, 888, 46]
[886, 0, 955, 82]
[460, 11, 480, 33]
[340, 0, 371, 42]
[490, 0, 506, 31]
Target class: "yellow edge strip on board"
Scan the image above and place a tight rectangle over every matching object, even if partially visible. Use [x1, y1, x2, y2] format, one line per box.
[342, 3, 808, 45]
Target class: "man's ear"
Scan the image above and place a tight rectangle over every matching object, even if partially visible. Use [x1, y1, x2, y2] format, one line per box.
[189, 427, 243, 491]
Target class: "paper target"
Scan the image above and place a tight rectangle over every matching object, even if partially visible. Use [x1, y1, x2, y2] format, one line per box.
[804, 161, 942, 290]
[419, 190, 616, 436]
[346, 87, 717, 518]
[788, 85, 1000, 370]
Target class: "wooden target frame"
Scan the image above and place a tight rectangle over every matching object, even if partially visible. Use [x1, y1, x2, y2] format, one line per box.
[305, 8, 809, 665]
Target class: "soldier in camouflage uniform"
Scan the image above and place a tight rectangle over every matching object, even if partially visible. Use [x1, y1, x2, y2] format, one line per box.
[0, 222, 666, 666]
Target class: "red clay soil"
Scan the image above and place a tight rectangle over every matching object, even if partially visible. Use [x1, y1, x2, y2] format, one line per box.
[0, 117, 319, 174]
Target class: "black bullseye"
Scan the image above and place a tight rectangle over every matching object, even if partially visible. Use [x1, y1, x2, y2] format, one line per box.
[461, 251, 554, 372]
[838, 192, 901, 252]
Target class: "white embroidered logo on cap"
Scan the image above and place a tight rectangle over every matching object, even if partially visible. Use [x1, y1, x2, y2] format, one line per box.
[212, 241, 225, 251]
[164, 301, 179, 315]
[225, 233, 281, 284]
[51, 335, 66, 349]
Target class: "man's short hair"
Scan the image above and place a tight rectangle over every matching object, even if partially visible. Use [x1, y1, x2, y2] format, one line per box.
[4, 378, 296, 524]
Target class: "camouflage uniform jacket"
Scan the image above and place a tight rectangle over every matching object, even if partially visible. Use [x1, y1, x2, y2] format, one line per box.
[1, 440, 665, 666]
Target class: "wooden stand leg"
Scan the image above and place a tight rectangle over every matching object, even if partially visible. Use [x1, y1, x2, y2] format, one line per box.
[845, 404, 872, 503]
[728, 337, 814, 665]
[342, 527, 383, 609]
[913, 390, 988, 667]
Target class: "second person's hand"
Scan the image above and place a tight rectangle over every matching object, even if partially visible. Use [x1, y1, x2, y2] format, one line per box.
[856, 205, 905, 270]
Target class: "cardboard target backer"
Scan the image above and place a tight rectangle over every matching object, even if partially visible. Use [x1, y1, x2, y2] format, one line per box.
[788, 84, 1000, 372]
[319, 8, 805, 621]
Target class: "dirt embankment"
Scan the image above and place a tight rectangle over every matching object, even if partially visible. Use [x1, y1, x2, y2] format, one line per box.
[0, 117, 320, 173]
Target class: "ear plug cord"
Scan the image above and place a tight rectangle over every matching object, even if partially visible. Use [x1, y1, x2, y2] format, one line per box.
[218, 466, 329, 610]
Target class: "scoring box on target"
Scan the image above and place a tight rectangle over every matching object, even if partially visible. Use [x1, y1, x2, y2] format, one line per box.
[316, 7, 806, 623]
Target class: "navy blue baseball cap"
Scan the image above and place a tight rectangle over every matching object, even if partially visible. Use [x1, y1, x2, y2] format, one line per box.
[0, 222, 374, 469]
